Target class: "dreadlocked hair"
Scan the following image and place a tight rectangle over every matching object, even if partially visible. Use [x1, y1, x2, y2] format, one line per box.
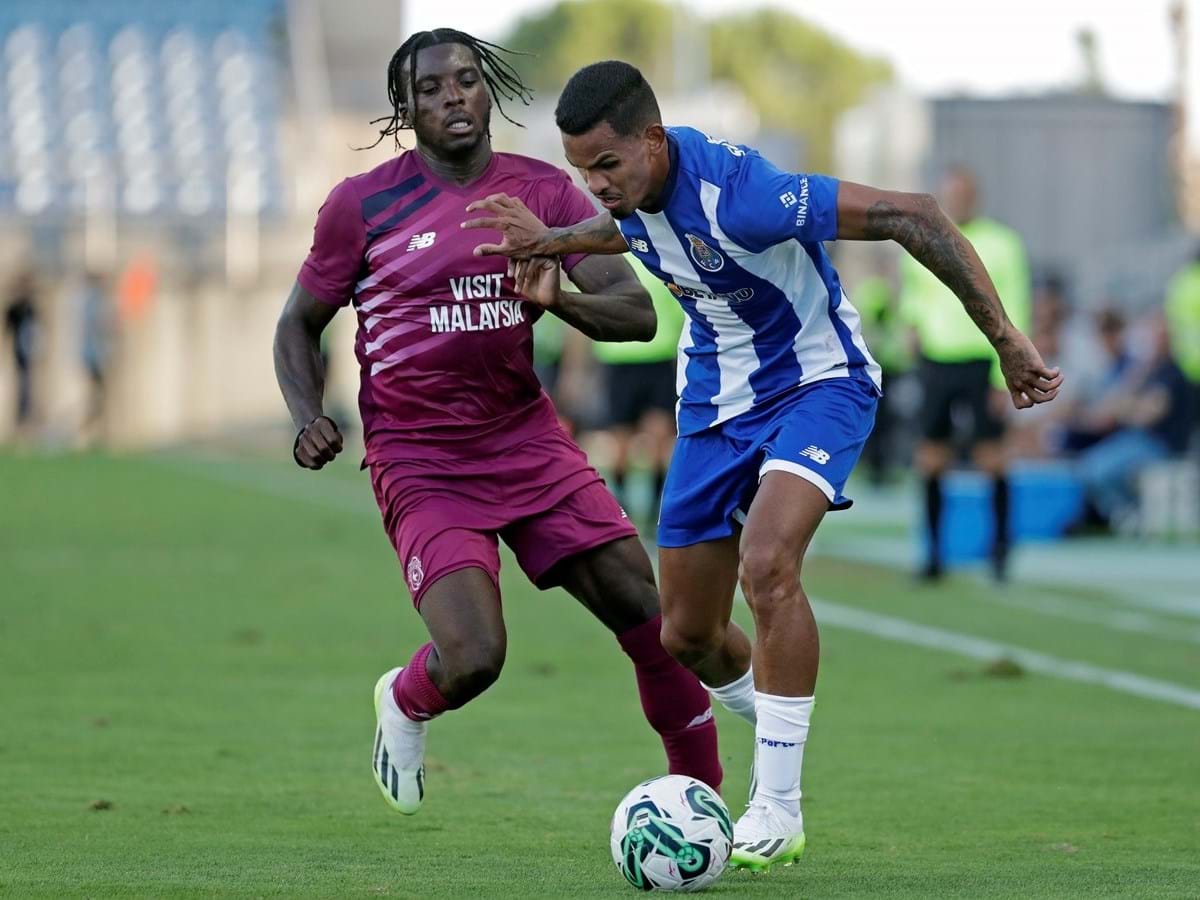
[362, 29, 534, 150]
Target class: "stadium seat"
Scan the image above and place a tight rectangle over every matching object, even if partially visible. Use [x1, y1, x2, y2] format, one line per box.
[0, 0, 283, 215]
[1138, 459, 1200, 538]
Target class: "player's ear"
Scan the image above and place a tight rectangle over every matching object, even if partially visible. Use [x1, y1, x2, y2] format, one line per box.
[644, 122, 666, 154]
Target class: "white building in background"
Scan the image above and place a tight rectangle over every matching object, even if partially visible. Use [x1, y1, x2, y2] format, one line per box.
[1174, 0, 1200, 230]
[835, 80, 1180, 309]
[832, 85, 930, 288]
[834, 84, 930, 195]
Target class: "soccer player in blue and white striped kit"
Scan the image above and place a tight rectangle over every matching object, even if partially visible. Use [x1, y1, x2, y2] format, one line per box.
[466, 61, 1062, 870]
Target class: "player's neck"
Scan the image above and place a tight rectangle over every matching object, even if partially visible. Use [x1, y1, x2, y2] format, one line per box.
[415, 142, 494, 187]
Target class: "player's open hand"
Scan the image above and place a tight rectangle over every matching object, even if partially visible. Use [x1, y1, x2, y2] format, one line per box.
[293, 415, 343, 470]
[511, 256, 560, 309]
[995, 328, 1063, 410]
[463, 194, 551, 261]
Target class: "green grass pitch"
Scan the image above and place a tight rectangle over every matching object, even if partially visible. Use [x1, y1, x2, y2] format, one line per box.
[2, 450, 1198, 898]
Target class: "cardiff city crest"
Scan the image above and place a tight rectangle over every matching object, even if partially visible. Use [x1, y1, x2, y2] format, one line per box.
[407, 556, 424, 591]
[684, 233, 724, 273]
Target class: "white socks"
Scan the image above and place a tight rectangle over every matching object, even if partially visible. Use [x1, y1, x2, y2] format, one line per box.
[753, 691, 813, 824]
[703, 667, 757, 726]
[704, 671, 813, 827]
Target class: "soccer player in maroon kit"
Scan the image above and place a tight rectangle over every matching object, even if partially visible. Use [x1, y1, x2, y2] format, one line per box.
[273, 29, 725, 815]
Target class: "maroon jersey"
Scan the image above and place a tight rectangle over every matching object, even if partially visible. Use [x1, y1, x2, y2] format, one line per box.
[298, 150, 596, 463]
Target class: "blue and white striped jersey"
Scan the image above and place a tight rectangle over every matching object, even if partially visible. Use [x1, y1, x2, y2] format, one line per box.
[617, 126, 882, 436]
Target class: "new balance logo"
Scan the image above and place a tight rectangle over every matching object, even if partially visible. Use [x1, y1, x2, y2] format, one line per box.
[406, 231, 437, 252]
[800, 445, 831, 465]
[687, 708, 714, 729]
[629, 238, 649, 253]
[779, 191, 798, 208]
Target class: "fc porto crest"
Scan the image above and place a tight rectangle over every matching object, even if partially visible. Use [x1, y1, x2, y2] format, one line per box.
[684, 233, 724, 273]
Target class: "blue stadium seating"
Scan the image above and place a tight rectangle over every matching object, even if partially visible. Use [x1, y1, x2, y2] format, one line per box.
[0, 0, 284, 217]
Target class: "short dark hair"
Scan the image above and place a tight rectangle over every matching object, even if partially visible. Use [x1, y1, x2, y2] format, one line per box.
[555, 60, 660, 137]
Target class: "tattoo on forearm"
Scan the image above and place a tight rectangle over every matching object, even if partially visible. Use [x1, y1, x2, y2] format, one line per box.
[546, 214, 624, 256]
[865, 198, 1009, 343]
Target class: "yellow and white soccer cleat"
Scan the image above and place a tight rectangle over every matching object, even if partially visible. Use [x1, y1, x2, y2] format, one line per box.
[371, 667, 427, 815]
[730, 800, 806, 872]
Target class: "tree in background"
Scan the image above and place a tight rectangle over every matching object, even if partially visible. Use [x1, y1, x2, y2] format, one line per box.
[503, 0, 892, 171]
[708, 8, 891, 171]
[504, 0, 677, 97]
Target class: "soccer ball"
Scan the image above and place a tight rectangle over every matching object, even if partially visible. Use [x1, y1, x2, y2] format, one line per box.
[610, 775, 732, 892]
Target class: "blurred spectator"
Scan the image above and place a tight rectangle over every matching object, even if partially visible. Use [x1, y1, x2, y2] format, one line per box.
[1077, 314, 1194, 531]
[1057, 309, 1134, 454]
[533, 311, 589, 434]
[115, 253, 158, 323]
[1005, 278, 1069, 458]
[1032, 274, 1070, 335]
[591, 255, 685, 524]
[855, 266, 913, 485]
[4, 269, 40, 432]
[1165, 250, 1200, 438]
[74, 271, 113, 439]
[899, 165, 1031, 580]
[534, 311, 567, 408]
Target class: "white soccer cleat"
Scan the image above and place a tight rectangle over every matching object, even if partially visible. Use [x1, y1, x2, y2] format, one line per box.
[371, 667, 426, 815]
[730, 800, 806, 871]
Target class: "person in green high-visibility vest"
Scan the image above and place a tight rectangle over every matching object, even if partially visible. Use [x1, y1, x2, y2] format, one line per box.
[900, 166, 1032, 581]
[1165, 251, 1200, 438]
[593, 254, 687, 521]
[855, 268, 913, 485]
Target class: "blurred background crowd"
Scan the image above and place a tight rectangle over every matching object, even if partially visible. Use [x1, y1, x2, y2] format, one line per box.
[2, 0, 1198, 566]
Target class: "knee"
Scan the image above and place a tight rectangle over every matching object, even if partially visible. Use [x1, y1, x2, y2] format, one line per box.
[440, 635, 506, 700]
[738, 542, 798, 610]
[660, 614, 725, 669]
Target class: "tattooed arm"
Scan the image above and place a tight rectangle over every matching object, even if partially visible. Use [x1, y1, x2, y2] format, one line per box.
[837, 182, 1062, 409]
[463, 194, 628, 259]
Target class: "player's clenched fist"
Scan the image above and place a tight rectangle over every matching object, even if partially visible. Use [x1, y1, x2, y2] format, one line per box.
[293, 415, 343, 469]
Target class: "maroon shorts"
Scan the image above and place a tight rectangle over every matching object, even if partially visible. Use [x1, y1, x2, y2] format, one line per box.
[368, 426, 637, 607]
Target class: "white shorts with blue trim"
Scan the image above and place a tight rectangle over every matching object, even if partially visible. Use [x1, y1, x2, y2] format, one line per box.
[657, 376, 878, 548]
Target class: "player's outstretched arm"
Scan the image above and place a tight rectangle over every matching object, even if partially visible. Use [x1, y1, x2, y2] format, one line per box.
[273, 281, 344, 469]
[463, 194, 628, 259]
[836, 181, 1063, 409]
[510, 254, 655, 342]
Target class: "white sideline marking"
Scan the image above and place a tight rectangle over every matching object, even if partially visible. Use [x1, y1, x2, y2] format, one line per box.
[156, 454, 1200, 711]
[812, 598, 1200, 712]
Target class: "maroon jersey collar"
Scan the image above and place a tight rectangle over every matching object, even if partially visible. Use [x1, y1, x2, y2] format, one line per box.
[410, 148, 501, 195]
